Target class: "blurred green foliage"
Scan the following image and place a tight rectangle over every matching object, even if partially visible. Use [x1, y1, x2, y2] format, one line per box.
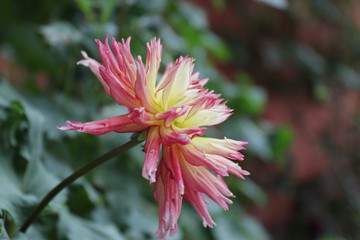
[0, 0, 281, 239]
[3, 0, 360, 239]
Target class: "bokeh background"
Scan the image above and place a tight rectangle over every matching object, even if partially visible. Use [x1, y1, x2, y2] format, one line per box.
[1, 0, 360, 239]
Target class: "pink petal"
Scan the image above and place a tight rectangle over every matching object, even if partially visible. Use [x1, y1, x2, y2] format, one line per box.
[172, 125, 207, 139]
[183, 189, 216, 228]
[155, 104, 189, 127]
[94, 36, 142, 108]
[128, 107, 157, 125]
[179, 144, 228, 176]
[159, 126, 191, 146]
[77, 51, 110, 95]
[99, 65, 141, 108]
[179, 157, 233, 210]
[163, 145, 184, 194]
[206, 154, 250, 179]
[154, 163, 183, 239]
[134, 56, 158, 112]
[142, 127, 161, 183]
[114, 37, 137, 86]
[58, 114, 147, 135]
[110, 38, 134, 90]
[96, 35, 123, 87]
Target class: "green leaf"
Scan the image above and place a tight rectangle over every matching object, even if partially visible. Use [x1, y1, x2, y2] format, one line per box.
[25, 96, 68, 141]
[66, 183, 98, 217]
[23, 156, 65, 206]
[201, 33, 231, 62]
[336, 65, 360, 91]
[74, 0, 95, 22]
[179, 206, 208, 240]
[295, 44, 325, 76]
[213, 215, 248, 240]
[316, 236, 346, 240]
[39, 22, 82, 48]
[234, 74, 267, 115]
[238, 180, 267, 206]
[99, 0, 118, 23]
[0, 153, 37, 231]
[313, 81, 331, 102]
[271, 125, 294, 165]
[256, 0, 288, 9]
[238, 86, 267, 115]
[0, 215, 11, 240]
[105, 190, 158, 239]
[58, 211, 125, 240]
[213, 214, 270, 240]
[238, 215, 270, 240]
[210, 0, 226, 9]
[22, 105, 45, 161]
[12, 226, 47, 240]
[0, 81, 45, 160]
[223, 117, 272, 160]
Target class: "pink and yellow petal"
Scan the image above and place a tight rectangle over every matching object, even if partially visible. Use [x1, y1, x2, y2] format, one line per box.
[157, 57, 194, 109]
[205, 154, 250, 179]
[155, 104, 189, 127]
[191, 137, 247, 161]
[180, 158, 233, 210]
[180, 108, 232, 128]
[145, 38, 162, 96]
[179, 144, 228, 176]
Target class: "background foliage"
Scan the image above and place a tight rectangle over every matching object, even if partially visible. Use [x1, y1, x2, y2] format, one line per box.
[0, 0, 359, 239]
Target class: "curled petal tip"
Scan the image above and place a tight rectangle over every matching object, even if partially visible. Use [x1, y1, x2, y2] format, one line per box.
[129, 107, 156, 125]
[57, 126, 67, 130]
[77, 51, 92, 66]
[203, 220, 216, 228]
[229, 152, 244, 161]
[169, 224, 178, 237]
[57, 121, 81, 131]
[77, 60, 89, 67]
[147, 176, 156, 184]
[80, 50, 89, 58]
[143, 170, 157, 184]
[179, 184, 184, 195]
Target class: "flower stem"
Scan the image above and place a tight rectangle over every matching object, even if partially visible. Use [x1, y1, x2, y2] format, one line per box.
[20, 135, 143, 233]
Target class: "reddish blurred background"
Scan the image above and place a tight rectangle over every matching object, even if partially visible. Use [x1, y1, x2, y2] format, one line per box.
[189, 0, 360, 239]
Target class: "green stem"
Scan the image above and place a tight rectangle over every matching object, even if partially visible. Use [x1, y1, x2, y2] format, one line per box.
[20, 136, 143, 233]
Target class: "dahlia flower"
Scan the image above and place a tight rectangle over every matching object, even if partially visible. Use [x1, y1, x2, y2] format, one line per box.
[59, 35, 249, 239]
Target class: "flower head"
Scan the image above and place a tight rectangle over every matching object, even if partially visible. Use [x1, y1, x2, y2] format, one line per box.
[59, 35, 249, 239]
